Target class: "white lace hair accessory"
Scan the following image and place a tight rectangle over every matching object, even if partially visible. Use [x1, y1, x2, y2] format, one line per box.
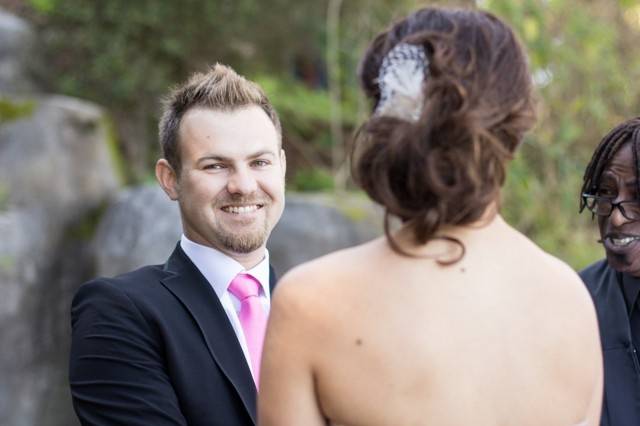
[374, 42, 428, 121]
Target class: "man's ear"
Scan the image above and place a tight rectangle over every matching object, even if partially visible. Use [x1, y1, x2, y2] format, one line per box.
[279, 148, 287, 176]
[156, 159, 179, 200]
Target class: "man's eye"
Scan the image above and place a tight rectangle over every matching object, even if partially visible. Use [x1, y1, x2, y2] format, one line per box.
[596, 188, 615, 197]
[203, 163, 225, 170]
[252, 159, 270, 167]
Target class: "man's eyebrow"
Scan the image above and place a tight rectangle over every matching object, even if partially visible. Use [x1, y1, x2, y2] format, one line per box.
[196, 150, 277, 164]
[248, 150, 276, 159]
[598, 179, 638, 192]
[197, 155, 228, 164]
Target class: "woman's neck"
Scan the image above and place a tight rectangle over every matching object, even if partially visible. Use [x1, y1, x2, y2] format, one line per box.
[391, 202, 506, 260]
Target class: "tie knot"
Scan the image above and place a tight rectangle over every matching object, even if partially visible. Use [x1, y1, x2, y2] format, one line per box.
[228, 273, 261, 300]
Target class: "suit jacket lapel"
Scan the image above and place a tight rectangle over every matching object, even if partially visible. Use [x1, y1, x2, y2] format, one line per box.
[160, 244, 257, 424]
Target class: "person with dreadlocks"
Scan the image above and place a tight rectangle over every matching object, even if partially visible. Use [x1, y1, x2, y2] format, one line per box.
[580, 117, 640, 426]
[258, 7, 602, 426]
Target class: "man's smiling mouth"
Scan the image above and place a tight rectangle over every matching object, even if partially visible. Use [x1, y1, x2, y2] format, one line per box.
[605, 234, 640, 247]
[221, 204, 264, 214]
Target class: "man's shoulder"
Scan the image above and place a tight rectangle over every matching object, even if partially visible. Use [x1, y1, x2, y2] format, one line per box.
[579, 258, 609, 281]
[113, 262, 168, 283]
[76, 263, 171, 301]
[70, 261, 186, 333]
[578, 258, 613, 294]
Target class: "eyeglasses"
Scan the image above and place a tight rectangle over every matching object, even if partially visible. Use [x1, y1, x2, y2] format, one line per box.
[582, 193, 640, 221]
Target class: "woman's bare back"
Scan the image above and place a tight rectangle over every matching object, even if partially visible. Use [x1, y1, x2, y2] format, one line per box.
[259, 216, 602, 426]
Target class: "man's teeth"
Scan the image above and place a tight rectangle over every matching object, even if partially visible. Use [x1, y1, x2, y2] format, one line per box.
[609, 236, 640, 246]
[223, 205, 260, 214]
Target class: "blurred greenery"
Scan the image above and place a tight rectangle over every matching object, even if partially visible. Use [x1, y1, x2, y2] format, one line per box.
[256, 75, 360, 133]
[292, 168, 335, 192]
[67, 202, 109, 240]
[0, 183, 8, 211]
[100, 115, 128, 185]
[0, 255, 15, 274]
[489, 0, 640, 269]
[5, 0, 638, 269]
[0, 97, 35, 124]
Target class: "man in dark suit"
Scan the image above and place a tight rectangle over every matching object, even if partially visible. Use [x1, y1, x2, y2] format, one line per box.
[69, 64, 286, 425]
[579, 117, 640, 426]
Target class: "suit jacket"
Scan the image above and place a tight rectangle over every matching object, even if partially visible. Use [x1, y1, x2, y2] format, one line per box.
[580, 259, 640, 426]
[69, 243, 276, 425]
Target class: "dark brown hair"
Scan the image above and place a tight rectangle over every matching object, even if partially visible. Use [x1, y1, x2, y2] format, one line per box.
[353, 7, 536, 262]
[580, 116, 640, 211]
[158, 63, 281, 175]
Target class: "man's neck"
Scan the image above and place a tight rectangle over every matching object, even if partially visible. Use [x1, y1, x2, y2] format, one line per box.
[183, 233, 266, 269]
[228, 249, 267, 270]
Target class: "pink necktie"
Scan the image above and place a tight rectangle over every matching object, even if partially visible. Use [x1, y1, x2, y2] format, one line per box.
[228, 273, 267, 388]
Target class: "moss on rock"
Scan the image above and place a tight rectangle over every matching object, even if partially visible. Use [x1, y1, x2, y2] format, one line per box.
[0, 97, 36, 124]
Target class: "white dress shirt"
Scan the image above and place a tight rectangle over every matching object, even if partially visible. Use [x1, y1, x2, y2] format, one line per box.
[180, 235, 271, 376]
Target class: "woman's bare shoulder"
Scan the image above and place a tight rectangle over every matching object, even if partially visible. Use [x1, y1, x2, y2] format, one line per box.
[513, 230, 586, 288]
[506, 228, 596, 325]
[266, 239, 391, 365]
[272, 237, 387, 315]
[278, 237, 386, 288]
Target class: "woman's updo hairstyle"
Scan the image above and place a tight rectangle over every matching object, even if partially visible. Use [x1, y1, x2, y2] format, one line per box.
[353, 7, 536, 262]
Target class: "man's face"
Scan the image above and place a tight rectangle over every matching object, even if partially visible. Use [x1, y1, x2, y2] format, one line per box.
[163, 105, 285, 260]
[597, 142, 640, 276]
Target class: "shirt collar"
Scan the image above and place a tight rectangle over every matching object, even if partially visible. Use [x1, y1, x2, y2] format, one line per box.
[180, 234, 271, 301]
[620, 271, 640, 316]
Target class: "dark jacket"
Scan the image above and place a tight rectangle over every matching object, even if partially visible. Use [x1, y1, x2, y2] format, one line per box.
[69, 243, 276, 425]
[580, 259, 640, 426]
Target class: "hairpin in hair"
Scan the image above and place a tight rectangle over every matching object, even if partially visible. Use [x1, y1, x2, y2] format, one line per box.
[374, 42, 428, 121]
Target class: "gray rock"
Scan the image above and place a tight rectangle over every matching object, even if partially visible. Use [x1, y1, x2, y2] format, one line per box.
[268, 192, 382, 275]
[0, 95, 120, 215]
[0, 95, 120, 426]
[0, 8, 35, 94]
[93, 185, 182, 278]
[93, 187, 382, 278]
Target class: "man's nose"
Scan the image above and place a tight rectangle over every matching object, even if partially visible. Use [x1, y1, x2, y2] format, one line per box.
[610, 204, 631, 227]
[227, 167, 258, 195]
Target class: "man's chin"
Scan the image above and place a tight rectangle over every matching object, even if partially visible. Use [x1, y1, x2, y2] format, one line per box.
[226, 243, 264, 254]
[606, 251, 640, 277]
[219, 232, 267, 255]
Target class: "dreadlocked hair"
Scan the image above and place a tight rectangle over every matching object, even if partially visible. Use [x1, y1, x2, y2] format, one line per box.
[580, 117, 640, 213]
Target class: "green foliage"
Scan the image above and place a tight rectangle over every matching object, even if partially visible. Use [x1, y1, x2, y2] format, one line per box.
[0, 98, 35, 124]
[336, 192, 378, 223]
[100, 115, 127, 185]
[0, 184, 9, 212]
[67, 202, 109, 240]
[503, 151, 602, 270]
[27, 0, 55, 13]
[0, 255, 15, 274]
[256, 75, 360, 168]
[35, 1, 198, 106]
[488, 0, 640, 269]
[291, 168, 335, 192]
[256, 75, 359, 131]
[31, 0, 271, 179]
